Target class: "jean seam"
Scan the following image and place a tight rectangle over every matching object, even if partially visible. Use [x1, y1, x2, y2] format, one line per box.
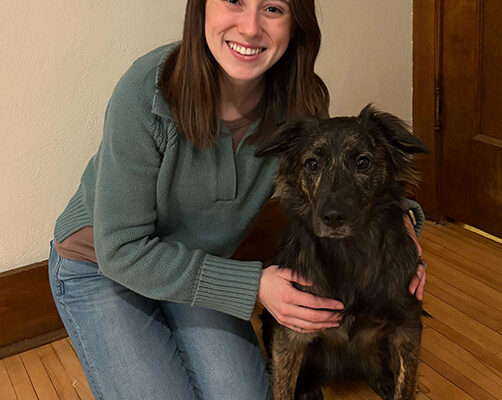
[52, 250, 65, 297]
[55, 260, 105, 400]
[59, 296, 106, 400]
[162, 313, 202, 400]
[51, 248, 105, 399]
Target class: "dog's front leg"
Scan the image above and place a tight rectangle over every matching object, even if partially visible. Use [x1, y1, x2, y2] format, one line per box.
[388, 327, 421, 400]
[271, 327, 310, 400]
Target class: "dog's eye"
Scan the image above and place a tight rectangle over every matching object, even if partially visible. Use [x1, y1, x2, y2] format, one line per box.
[356, 156, 371, 170]
[305, 158, 319, 172]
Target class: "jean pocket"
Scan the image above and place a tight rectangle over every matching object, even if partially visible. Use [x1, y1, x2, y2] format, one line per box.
[49, 242, 65, 297]
[56, 257, 100, 280]
[50, 244, 101, 298]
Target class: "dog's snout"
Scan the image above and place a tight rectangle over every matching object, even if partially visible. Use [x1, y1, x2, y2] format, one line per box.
[322, 210, 349, 229]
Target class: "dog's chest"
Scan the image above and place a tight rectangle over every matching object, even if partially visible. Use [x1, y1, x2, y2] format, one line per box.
[324, 313, 391, 345]
[294, 255, 389, 312]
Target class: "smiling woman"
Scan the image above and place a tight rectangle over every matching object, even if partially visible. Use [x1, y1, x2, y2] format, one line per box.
[48, 0, 332, 399]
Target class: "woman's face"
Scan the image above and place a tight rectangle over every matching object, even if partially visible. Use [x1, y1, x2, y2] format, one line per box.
[205, 0, 292, 85]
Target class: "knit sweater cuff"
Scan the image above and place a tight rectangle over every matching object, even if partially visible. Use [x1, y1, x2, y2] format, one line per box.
[191, 254, 263, 321]
[405, 199, 425, 238]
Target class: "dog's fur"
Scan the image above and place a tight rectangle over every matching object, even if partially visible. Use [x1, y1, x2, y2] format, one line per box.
[255, 104, 429, 400]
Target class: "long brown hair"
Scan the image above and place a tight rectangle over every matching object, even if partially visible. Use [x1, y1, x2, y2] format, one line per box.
[159, 0, 329, 148]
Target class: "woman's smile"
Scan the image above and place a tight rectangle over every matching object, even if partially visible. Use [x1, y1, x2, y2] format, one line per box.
[225, 40, 265, 57]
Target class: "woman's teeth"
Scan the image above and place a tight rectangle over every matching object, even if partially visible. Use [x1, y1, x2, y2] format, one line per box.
[227, 41, 264, 56]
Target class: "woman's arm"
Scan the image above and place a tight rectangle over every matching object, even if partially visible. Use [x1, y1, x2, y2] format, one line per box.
[404, 216, 427, 301]
[92, 61, 263, 321]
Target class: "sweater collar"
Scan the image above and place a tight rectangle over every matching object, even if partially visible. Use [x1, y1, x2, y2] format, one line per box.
[151, 44, 176, 120]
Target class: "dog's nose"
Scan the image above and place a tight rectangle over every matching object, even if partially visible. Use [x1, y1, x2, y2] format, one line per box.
[322, 210, 348, 229]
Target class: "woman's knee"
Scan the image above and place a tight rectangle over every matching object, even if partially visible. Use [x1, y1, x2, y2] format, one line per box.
[161, 303, 272, 399]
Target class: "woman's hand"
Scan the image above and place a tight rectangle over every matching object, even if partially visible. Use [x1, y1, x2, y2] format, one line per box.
[404, 216, 427, 301]
[257, 265, 344, 333]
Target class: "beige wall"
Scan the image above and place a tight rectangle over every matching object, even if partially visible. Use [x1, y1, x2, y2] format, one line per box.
[317, 1, 412, 119]
[0, 0, 412, 272]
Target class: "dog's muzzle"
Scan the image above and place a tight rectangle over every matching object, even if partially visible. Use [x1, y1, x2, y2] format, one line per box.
[312, 193, 361, 238]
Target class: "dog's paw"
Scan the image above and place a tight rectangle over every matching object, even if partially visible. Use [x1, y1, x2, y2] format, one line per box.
[294, 386, 323, 400]
[371, 379, 395, 400]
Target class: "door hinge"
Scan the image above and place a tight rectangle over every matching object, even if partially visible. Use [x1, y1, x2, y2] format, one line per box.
[434, 85, 441, 131]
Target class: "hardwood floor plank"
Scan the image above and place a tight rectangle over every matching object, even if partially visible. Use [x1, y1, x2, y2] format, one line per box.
[37, 344, 80, 400]
[418, 362, 475, 400]
[353, 384, 383, 399]
[416, 393, 433, 400]
[422, 226, 502, 273]
[2, 354, 38, 400]
[421, 235, 502, 289]
[422, 328, 502, 399]
[422, 292, 502, 353]
[322, 386, 345, 400]
[421, 348, 497, 400]
[425, 277, 502, 331]
[424, 317, 502, 378]
[425, 222, 502, 253]
[428, 222, 502, 251]
[51, 339, 93, 400]
[424, 257, 502, 310]
[0, 359, 17, 400]
[20, 348, 60, 400]
[425, 327, 502, 385]
[331, 381, 379, 399]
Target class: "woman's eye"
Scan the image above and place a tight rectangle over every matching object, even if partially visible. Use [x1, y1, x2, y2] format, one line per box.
[356, 156, 371, 170]
[225, 0, 239, 5]
[265, 6, 282, 14]
[305, 158, 319, 172]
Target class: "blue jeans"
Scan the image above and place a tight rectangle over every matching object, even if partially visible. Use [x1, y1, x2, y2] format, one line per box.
[48, 242, 271, 400]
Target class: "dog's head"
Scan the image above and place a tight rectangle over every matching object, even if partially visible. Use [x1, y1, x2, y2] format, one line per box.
[256, 104, 429, 239]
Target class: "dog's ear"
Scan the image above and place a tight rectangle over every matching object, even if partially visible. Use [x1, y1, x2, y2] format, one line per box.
[255, 118, 319, 157]
[359, 104, 429, 154]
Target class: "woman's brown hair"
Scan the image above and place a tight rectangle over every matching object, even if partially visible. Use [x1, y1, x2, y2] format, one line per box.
[159, 0, 329, 148]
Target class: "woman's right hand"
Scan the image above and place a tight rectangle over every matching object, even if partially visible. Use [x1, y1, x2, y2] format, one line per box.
[257, 265, 344, 333]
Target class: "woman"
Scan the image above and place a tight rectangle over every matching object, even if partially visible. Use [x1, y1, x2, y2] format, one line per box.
[49, 1, 426, 399]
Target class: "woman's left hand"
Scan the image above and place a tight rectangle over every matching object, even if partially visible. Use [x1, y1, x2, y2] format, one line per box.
[404, 216, 427, 301]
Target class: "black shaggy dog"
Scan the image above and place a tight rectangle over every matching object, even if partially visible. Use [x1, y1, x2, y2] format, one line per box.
[255, 104, 429, 400]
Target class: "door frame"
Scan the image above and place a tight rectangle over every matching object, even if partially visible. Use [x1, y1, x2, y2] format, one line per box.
[413, 0, 444, 222]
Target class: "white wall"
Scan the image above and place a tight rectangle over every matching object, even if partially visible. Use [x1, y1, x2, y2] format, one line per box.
[317, 0, 412, 118]
[0, 0, 412, 272]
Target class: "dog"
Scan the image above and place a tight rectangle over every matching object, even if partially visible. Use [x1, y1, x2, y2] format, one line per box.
[255, 104, 429, 400]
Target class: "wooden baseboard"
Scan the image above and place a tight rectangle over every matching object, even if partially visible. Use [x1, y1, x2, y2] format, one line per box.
[0, 261, 67, 359]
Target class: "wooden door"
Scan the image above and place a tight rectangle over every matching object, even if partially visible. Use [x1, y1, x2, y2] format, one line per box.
[441, 0, 502, 238]
[414, 0, 502, 238]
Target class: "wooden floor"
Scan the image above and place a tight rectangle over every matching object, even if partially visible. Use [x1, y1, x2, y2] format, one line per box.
[1, 221, 501, 399]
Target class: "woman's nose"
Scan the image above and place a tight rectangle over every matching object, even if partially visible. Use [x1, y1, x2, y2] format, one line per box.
[237, 11, 262, 38]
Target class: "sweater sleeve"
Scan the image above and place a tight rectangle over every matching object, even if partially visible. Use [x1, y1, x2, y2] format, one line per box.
[404, 199, 425, 238]
[93, 64, 262, 320]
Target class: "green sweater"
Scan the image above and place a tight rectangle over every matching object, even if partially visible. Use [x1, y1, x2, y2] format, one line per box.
[55, 44, 280, 320]
[55, 44, 426, 322]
